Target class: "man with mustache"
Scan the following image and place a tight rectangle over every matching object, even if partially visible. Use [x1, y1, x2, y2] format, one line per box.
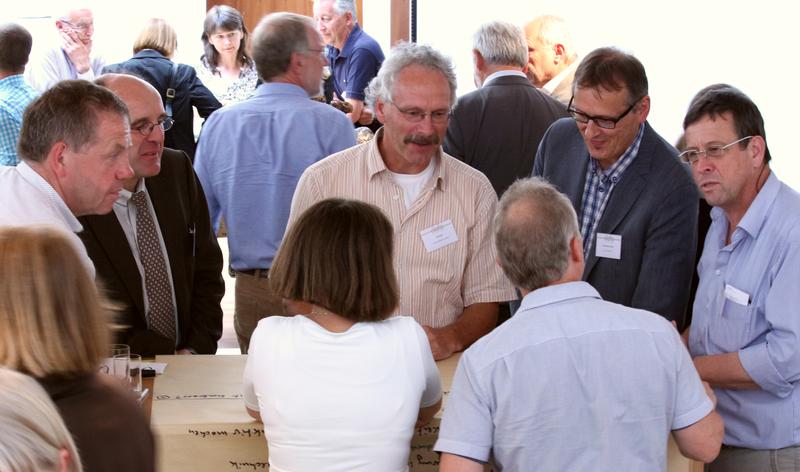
[290, 42, 516, 360]
[26, 8, 106, 92]
[79, 74, 225, 357]
[533, 47, 698, 327]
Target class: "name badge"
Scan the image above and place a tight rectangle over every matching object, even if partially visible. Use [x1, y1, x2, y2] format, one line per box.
[724, 283, 750, 306]
[595, 233, 622, 259]
[420, 219, 458, 253]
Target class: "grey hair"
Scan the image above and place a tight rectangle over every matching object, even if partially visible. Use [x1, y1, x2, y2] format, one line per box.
[0, 367, 83, 472]
[252, 12, 315, 82]
[473, 21, 527, 68]
[365, 42, 457, 111]
[494, 177, 579, 291]
[329, 0, 358, 19]
[528, 15, 574, 51]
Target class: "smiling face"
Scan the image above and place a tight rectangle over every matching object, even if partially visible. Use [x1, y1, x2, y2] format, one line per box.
[313, 0, 352, 49]
[571, 85, 649, 169]
[59, 110, 133, 216]
[374, 65, 452, 174]
[684, 112, 765, 219]
[106, 77, 166, 191]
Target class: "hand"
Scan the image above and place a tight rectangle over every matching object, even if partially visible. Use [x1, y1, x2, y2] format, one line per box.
[422, 325, 460, 360]
[702, 381, 717, 407]
[59, 29, 91, 73]
[357, 108, 374, 125]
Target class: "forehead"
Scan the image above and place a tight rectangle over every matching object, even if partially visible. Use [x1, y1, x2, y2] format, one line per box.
[110, 79, 163, 121]
[68, 9, 93, 23]
[391, 65, 451, 106]
[573, 85, 631, 111]
[684, 112, 737, 143]
[313, 0, 336, 16]
[83, 110, 130, 149]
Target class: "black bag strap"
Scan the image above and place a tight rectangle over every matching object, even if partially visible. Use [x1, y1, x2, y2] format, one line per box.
[165, 62, 178, 119]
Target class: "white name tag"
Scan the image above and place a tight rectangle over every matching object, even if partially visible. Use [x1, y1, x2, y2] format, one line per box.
[724, 283, 750, 306]
[595, 233, 622, 259]
[420, 219, 458, 253]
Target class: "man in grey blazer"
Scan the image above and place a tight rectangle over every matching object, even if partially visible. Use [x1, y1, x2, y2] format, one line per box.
[444, 20, 566, 197]
[533, 47, 698, 326]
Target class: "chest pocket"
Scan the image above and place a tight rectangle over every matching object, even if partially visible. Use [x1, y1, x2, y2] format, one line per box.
[713, 299, 753, 352]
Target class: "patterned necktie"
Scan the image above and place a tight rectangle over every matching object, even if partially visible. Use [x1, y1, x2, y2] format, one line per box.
[130, 191, 176, 342]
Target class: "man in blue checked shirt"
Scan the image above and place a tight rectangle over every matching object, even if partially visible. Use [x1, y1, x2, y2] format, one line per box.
[533, 47, 698, 327]
[682, 84, 800, 471]
[0, 23, 38, 166]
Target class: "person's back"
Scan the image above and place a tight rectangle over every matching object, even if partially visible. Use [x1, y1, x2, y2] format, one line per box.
[244, 315, 438, 471]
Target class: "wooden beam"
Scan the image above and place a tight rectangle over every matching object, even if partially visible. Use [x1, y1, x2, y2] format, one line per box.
[390, 0, 409, 45]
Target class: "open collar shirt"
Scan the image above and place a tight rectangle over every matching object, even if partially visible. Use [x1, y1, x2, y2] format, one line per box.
[689, 172, 800, 449]
[289, 129, 515, 327]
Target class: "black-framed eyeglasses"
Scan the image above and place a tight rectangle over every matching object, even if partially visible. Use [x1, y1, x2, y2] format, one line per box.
[390, 102, 450, 124]
[132, 117, 174, 136]
[678, 136, 753, 165]
[567, 96, 643, 130]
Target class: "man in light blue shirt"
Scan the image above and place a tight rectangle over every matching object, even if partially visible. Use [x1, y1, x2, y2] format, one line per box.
[435, 177, 723, 471]
[194, 12, 355, 353]
[682, 84, 800, 471]
[0, 23, 37, 166]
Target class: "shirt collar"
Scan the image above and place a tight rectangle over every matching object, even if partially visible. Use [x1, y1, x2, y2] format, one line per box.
[335, 24, 363, 58]
[255, 82, 309, 98]
[589, 122, 645, 180]
[518, 281, 602, 314]
[543, 60, 578, 95]
[367, 127, 448, 192]
[115, 179, 147, 208]
[0, 74, 26, 89]
[483, 69, 527, 86]
[16, 161, 83, 233]
[719, 170, 780, 240]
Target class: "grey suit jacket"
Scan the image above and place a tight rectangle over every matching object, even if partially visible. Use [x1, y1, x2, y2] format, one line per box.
[533, 118, 698, 326]
[444, 75, 567, 197]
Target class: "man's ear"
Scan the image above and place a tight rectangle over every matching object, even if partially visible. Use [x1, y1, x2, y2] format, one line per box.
[374, 99, 388, 124]
[47, 141, 69, 177]
[570, 234, 584, 265]
[748, 135, 767, 169]
[554, 43, 566, 64]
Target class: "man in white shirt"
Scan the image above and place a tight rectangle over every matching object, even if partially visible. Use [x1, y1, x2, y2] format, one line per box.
[26, 8, 105, 92]
[0, 80, 134, 276]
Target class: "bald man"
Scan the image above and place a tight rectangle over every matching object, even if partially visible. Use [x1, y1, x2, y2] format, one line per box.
[26, 8, 106, 91]
[523, 15, 579, 105]
[79, 74, 224, 357]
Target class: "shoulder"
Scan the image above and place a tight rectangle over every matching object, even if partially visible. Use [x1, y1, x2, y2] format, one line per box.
[442, 151, 496, 192]
[306, 141, 367, 175]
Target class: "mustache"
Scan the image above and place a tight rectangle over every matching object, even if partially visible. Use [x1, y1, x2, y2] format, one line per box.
[403, 134, 440, 146]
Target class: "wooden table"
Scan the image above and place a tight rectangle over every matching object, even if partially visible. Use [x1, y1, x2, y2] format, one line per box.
[150, 354, 702, 471]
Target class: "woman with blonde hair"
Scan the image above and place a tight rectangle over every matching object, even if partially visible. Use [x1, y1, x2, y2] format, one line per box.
[242, 199, 442, 471]
[0, 226, 155, 472]
[0, 367, 82, 472]
[104, 17, 221, 159]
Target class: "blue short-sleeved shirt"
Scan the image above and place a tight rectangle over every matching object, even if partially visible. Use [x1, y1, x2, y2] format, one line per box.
[326, 24, 384, 102]
[435, 281, 712, 471]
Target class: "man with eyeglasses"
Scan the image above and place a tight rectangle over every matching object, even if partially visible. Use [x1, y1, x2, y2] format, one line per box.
[195, 13, 354, 354]
[533, 47, 698, 327]
[290, 42, 516, 360]
[79, 74, 224, 357]
[681, 84, 800, 471]
[312, 0, 384, 125]
[25, 8, 105, 92]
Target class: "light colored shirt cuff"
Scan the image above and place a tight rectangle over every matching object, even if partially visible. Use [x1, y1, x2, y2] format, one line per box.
[433, 438, 490, 463]
[739, 343, 793, 397]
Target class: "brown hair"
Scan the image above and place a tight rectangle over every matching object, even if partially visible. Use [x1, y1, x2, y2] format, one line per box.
[18, 80, 129, 163]
[133, 18, 178, 57]
[270, 199, 399, 322]
[573, 46, 648, 102]
[251, 12, 314, 82]
[0, 227, 112, 378]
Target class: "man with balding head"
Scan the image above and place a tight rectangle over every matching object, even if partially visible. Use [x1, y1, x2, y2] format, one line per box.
[0, 23, 38, 166]
[80, 74, 224, 357]
[26, 8, 106, 92]
[523, 15, 579, 105]
[444, 20, 566, 197]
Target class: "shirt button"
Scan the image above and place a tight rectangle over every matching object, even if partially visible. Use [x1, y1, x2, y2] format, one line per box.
[598, 187, 606, 193]
[715, 269, 721, 275]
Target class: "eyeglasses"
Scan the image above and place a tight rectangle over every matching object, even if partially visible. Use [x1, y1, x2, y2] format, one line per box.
[390, 102, 450, 124]
[132, 117, 174, 136]
[211, 30, 241, 42]
[678, 136, 753, 165]
[567, 96, 643, 130]
[305, 48, 326, 59]
[60, 20, 93, 33]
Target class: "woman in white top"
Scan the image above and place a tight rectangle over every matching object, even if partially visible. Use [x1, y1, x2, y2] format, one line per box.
[197, 5, 258, 104]
[242, 198, 442, 472]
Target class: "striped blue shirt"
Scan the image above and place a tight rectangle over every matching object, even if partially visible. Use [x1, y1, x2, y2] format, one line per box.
[0, 75, 37, 166]
[689, 172, 800, 449]
[579, 123, 644, 255]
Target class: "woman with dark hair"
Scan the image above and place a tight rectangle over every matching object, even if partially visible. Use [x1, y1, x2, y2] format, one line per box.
[242, 198, 442, 472]
[103, 17, 221, 159]
[197, 5, 258, 104]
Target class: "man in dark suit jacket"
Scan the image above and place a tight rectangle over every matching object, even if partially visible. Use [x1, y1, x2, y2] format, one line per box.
[444, 20, 567, 197]
[80, 74, 224, 357]
[533, 47, 698, 327]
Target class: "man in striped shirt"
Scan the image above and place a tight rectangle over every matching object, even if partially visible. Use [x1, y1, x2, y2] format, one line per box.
[289, 42, 515, 360]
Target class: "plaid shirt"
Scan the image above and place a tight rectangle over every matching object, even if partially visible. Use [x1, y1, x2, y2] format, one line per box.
[579, 124, 645, 255]
[0, 75, 37, 166]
